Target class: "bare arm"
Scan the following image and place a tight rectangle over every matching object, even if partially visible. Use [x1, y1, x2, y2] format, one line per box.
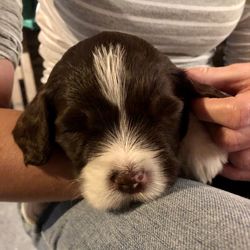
[0, 108, 81, 202]
[0, 59, 14, 107]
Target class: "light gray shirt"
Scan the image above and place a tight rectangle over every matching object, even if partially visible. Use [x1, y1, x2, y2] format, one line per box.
[0, 0, 22, 67]
[1, 0, 250, 80]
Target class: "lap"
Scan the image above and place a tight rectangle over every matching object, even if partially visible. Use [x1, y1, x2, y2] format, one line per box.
[35, 178, 250, 249]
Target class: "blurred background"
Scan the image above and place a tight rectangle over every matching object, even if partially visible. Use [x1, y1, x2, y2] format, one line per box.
[12, 0, 42, 111]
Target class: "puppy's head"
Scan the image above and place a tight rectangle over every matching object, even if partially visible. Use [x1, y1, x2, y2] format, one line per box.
[13, 32, 223, 210]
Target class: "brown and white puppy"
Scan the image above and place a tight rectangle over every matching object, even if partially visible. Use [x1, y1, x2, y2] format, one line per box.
[13, 32, 227, 216]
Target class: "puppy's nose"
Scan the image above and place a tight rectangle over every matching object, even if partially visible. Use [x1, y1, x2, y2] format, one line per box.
[110, 170, 148, 194]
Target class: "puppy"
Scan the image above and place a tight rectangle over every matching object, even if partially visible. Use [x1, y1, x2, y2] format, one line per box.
[13, 32, 227, 220]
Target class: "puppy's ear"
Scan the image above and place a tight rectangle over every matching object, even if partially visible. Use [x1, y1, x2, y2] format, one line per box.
[170, 68, 227, 138]
[171, 68, 227, 99]
[13, 86, 55, 166]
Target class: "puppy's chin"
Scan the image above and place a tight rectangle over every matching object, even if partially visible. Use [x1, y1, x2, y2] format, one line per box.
[79, 146, 169, 210]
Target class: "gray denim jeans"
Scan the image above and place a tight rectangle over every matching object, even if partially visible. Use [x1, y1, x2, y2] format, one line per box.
[33, 178, 250, 250]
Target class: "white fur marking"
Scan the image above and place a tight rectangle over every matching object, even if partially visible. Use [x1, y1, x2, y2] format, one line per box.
[85, 44, 168, 210]
[93, 44, 125, 109]
[179, 114, 228, 183]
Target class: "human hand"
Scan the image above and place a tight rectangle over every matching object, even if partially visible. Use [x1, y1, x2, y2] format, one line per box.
[186, 63, 250, 181]
[0, 59, 14, 107]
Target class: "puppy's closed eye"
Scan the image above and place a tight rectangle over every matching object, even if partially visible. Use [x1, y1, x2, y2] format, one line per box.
[56, 108, 88, 134]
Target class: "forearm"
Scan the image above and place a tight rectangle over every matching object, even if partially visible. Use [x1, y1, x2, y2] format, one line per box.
[0, 59, 14, 107]
[0, 109, 81, 202]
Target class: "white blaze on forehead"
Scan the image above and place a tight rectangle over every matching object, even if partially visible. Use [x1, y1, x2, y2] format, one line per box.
[87, 44, 168, 210]
[93, 44, 126, 109]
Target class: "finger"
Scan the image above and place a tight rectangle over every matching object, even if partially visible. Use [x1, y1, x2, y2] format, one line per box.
[186, 63, 250, 93]
[192, 94, 250, 129]
[209, 126, 250, 152]
[220, 163, 250, 181]
[229, 149, 250, 170]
